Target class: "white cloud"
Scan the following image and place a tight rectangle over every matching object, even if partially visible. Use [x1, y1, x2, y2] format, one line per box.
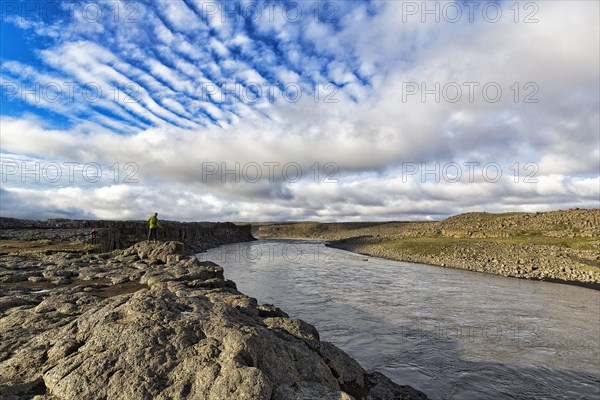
[1, 1, 598, 220]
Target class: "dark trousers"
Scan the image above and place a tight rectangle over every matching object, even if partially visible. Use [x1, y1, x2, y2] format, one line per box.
[148, 228, 157, 241]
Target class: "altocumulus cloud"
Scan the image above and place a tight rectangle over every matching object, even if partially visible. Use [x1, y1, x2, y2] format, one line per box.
[0, 0, 598, 221]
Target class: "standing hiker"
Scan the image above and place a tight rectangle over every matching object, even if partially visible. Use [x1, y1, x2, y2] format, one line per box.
[91, 229, 97, 244]
[148, 212, 161, 242]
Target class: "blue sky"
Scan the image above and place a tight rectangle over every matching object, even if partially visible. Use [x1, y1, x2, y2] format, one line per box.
[2, 0, 370, 131]
[1, 0, 599, 221]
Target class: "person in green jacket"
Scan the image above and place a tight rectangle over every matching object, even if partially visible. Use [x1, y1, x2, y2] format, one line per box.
[147, 212, 161, 242]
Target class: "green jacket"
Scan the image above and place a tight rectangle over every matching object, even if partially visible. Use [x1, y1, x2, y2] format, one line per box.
[148, 215, 161, 229]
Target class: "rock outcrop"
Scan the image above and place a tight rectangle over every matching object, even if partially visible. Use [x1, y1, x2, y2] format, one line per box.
[0, 218, 255, 253]
[0, 241, 427, 400]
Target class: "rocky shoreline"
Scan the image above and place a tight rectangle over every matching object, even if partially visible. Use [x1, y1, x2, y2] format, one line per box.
[0, 240, 427, 399]
[255, 209, 600, 289]
[326, 237, 600, 291]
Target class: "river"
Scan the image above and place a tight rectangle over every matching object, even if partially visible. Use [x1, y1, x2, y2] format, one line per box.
[199, 239, 600, 399]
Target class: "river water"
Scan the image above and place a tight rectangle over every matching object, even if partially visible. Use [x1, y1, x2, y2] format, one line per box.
[199, 239, 600, 399]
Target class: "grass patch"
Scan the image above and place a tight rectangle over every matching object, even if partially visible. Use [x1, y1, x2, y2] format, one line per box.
[359, 235, 600, 257]
[372, 237, 466, 256]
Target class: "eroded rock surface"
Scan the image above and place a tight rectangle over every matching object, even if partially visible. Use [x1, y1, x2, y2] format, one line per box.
[0, 241, 427, 400]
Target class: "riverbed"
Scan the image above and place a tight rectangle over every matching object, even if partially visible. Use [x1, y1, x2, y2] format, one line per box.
[200, 239, 599, 399]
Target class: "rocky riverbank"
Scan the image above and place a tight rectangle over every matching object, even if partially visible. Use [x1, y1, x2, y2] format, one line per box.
[255, 209, 600, 289]
[0, 241, 427, 400]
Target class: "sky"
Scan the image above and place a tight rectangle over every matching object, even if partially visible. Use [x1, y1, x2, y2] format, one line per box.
[0, 0, 599, 222]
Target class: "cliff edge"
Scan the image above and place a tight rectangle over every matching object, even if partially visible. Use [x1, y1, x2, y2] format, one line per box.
[0, 218, 255, 254]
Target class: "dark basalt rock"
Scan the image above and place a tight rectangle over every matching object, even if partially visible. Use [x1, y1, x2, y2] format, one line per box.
[0, 217, 256, 253]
